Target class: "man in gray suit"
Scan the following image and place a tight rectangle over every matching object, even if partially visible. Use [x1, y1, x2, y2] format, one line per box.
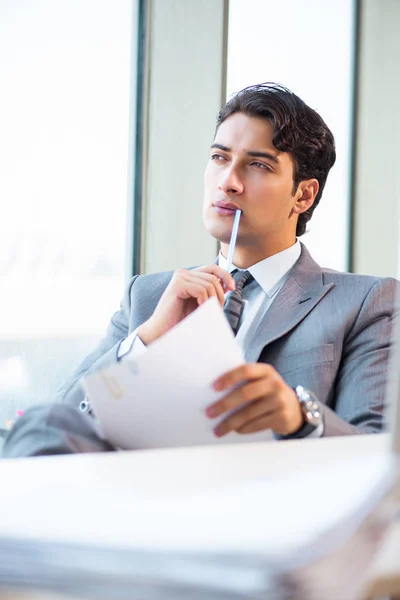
[3, 83, 398, 457]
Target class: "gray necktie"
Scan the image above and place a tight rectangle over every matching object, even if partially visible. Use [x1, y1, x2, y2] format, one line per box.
[224, 269, 254, 335]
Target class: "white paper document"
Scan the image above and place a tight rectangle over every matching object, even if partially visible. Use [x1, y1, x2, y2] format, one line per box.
[83, 298, 272, 449]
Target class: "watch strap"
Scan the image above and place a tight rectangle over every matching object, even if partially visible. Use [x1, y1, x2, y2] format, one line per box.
[278, 420, 319, 440]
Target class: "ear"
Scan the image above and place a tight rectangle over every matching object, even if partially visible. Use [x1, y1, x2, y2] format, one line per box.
[292, 179, 319, 215]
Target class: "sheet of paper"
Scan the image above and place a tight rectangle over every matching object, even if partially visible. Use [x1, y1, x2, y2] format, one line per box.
[84, 298, 272, 449]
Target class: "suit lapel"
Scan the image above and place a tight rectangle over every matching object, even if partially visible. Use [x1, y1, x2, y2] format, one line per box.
[250, 243, 334, 354]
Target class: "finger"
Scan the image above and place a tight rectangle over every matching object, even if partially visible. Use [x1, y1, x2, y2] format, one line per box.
[189, 271, 226, 306]
[214, 399, 276, 437]
[194, 264, 236, 291]
[206, 377, 277, 419]
[176, 280, 218, 305]
[179, 274, 220, 303]
[213, 363, 277, 392]
[236, 414, 277, 435]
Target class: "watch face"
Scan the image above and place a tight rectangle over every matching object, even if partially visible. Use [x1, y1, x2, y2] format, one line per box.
[294, 386, 323, 428]
[303, 399, 322, 426]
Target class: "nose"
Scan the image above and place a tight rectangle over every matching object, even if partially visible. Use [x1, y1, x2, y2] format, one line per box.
[219, 165, 244, 195]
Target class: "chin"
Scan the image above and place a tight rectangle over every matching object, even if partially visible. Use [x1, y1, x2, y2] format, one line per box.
[203, 215, 232, 244]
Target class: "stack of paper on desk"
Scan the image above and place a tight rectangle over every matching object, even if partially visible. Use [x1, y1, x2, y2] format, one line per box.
[0, 455, 396, 599]
[0, 539, 281, 600]
[84, 297, 272, 450]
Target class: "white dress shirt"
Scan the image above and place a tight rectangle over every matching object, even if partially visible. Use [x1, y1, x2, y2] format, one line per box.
[118, 240, 323, 438]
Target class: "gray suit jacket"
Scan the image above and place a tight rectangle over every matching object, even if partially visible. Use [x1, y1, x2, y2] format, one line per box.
[58, 244, 399, 437]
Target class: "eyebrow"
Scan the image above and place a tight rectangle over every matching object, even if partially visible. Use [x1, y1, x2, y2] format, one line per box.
[210, 143, 280, 164]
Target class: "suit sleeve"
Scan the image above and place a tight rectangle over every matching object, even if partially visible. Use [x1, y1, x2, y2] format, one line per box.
[322, 277, 400, 436]
[54, 276, 139, 408]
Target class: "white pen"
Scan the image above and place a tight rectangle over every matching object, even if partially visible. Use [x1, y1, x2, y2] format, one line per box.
[226, 209, 242, 273]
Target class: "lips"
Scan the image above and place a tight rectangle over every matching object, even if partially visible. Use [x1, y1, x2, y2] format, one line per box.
[212, 201, 241, 216]
[213, 200, 240, 211]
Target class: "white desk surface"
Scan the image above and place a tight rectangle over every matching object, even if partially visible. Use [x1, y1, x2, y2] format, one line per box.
[0, 433, 398, 599]
[0, 432, 391, 495]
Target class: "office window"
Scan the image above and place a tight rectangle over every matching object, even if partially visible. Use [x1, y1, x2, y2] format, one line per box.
[0, 0, 137, 427]
[227, 0, 356, 271]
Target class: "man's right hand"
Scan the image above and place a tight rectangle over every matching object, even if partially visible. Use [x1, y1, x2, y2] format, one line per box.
[138, 265, 235, 345]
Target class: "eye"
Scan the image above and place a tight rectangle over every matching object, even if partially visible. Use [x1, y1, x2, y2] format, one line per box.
[251, 161, 271, 171]
[210, 153, 226, 161]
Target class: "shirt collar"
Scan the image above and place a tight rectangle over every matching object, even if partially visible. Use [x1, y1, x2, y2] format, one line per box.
[218, 241, 301, 298]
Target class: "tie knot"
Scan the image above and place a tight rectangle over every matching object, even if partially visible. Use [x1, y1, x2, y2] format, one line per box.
[232, 269, 254, 291]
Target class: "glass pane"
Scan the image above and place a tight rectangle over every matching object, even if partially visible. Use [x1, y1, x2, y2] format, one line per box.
[0, 0, 135, 432]
[227, 0, 355, 271]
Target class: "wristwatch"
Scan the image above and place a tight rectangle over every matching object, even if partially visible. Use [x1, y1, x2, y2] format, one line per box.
[280, 385, 323, 439]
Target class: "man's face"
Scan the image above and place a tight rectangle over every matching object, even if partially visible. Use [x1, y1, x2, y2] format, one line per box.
[203, 112, 301, 249]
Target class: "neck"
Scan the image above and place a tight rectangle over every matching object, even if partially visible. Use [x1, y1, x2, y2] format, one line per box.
[220, 237, 297, 269]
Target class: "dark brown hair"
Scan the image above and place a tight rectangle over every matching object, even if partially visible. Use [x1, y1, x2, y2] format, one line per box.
[216, 83, 336, 236]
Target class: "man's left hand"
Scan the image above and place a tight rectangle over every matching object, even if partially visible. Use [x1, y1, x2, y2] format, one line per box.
[206, 363, 303, 437]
